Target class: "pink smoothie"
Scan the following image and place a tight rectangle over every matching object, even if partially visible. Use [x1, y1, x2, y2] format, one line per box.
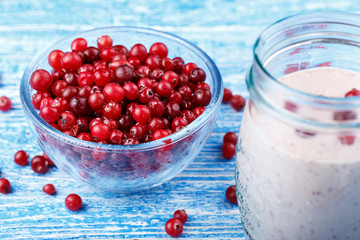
[236, 67, 360, 240]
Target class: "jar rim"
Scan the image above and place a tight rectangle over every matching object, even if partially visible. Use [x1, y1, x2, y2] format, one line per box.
[253, 11, 360, 107]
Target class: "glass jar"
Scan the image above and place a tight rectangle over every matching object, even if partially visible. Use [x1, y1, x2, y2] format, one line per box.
[235, 12, 360, 240]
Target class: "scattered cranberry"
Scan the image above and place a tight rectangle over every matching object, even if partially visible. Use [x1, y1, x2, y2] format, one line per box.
[225, 185, 237, 204]
[31, 156, 49, 174]
[223, 132, 237, 145]
[173, 209, 188, 224]
[222, 88, 232, 103]
[65, 193, 82, 211]
[42, 183, 56, 195]
[14, 150, 28, 166]
[345, 88, 360, 97]
[0, 96, 12, 112]
[230, 94, 246, 111]
[222, 142, 236, 159]
[42, 153, 55, 167]
[0, 178, 11, 194]
[165, 218, 183, 237]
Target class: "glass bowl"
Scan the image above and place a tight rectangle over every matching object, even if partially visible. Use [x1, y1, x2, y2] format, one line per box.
[20, 26, 223, 193]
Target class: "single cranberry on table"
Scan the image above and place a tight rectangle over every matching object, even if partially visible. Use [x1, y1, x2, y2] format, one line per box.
[222, 87, 232, 103]
[31, 155, 49, 174]
[42, 183, 56, 195]
[14, 150, 29, 166]
[0, 96, 12, 112]
[0, 178, 11, 194]
[65, 193, 82, 211]
[230, 94, 246, 111]
[222, 142, 236, 159]
[165, 218, 183, 238]
[223, 132, 238, 145]
[173, 209, 188, 224]
[225, 185, 237, 204]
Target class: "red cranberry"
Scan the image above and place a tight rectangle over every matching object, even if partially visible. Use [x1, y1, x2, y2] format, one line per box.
[51, 97, 69, 113]
[109, 129, 124, 144]
[32, 91, 51, 110]
[223, 88, 233, 103]
[31, 155, 49, 174]
[165, 101, 181, 119]
[14, 150, 28, 166]
[183, 62, 197, 75]
[222, 142, 236, 159]
[114, 44, 128, 54]
[156, 81, 173, 97]
[114, 65, 134, 85]
[0, 178, 11, 194]
[123, 82, 139, 101]
[61, 52, 83, 71]
[48, 50, 64, 69]
[78, 72, 94, 87]
[148, 99, 165, 117]
[128, 43, 147, 63]
[132, 105, 151, 124]
[65, 193, 82, 211]
[118, 114, 135, 132]
[93, 68, 112, 86]
[161, 57, 174, 71]
[42, 153, 55, 167]
[40, 106, 60, 123]
[77, 132, 94, 142]
[61, 86, 78, 101]
[145, 54, 162, 70]
[69, 96, 91, 117]
[88, 92, 106, 110]
[181, 110, 196, 123]
[173, 209, 188, 224]
[91, 123, 110, 141]
[102, 83, 125, 102]
[58, 111, 77, 130]
[83, 46, 100, 63]
[165, 218, 183, 238]
[153, 129, 170, 140]
[230, 95, 246, 111]
[63, 72, 78, 86]
[30, 69, 52, 91]
[103, 101, 122, 120]
[223, 132, 238, 145]
[171, 117, 188, 132]
[338, 135, 356, 145]
[148, 118, 165, 133]
[150, 42, 168, 58]
[173, 57, 184, 74]
[138, 87, 154, 104]
[137, 77, 153, 90]
[42, 183, 56, 195]
[151, 68, 165, 80]
[345, 88, 360, 97]
[130, 124, 145, 141]
[100, 47, 117, 62]
[193, 88, 212, 106]
[51, 80, 68, 97]
[51, 69, 65, 81]
[123, 137, 140, 145]
[97, 35, 113, 50]
[162, 71, 179, 88]
[225, 185, 237, 204]
[71, 38, 87, 52]
[0, 96, 12, 112]
[189, 67, 206, 84]
[135, 65, 151, 79]
[79, 64, 94, 73]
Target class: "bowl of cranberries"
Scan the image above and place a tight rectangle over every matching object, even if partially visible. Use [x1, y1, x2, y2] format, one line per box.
[20, 26, 223, 192]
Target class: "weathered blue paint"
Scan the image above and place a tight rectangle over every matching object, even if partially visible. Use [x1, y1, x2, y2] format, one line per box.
[0, 1, 358, 239]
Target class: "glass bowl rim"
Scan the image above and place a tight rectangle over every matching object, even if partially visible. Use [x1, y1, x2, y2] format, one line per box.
[20, 26, 223, 151]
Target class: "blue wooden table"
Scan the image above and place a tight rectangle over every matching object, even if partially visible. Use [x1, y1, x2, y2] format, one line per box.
[0, 1, 358, 239]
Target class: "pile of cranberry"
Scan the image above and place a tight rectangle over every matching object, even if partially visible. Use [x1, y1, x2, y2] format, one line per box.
[30, 36, 212, 144]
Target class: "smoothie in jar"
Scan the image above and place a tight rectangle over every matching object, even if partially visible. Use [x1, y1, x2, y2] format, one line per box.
[235, 12, 360, 240]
